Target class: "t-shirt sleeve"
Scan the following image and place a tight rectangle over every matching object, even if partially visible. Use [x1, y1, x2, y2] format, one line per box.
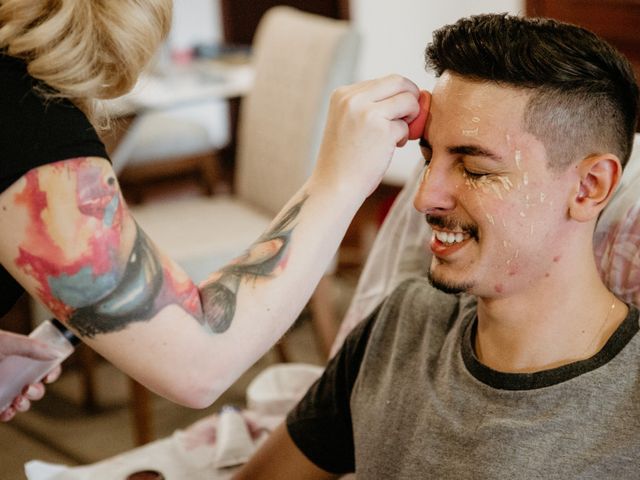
[286, 303, 381, 474]
[0, 54, 109, 193]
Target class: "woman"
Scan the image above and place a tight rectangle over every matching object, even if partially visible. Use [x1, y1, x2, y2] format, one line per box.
[0, 0, 423, 420]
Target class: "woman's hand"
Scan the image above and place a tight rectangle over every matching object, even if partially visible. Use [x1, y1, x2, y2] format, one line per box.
[0, 331, 62, 422]
[312, 75, 426, 199]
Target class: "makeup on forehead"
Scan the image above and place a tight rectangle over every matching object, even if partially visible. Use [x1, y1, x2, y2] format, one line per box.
[419, 137, 504, 163]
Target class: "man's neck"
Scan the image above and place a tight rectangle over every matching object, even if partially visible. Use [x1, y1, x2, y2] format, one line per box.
[473, 255, 628, 373]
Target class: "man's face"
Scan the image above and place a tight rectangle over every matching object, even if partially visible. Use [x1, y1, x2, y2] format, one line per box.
[414, 72, 579, 298]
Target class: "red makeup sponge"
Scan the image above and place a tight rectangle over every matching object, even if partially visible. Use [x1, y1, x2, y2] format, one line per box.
[407, 90, 431, 140]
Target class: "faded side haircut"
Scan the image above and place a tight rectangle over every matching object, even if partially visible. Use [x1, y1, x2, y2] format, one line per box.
[425, 14, 639, 170]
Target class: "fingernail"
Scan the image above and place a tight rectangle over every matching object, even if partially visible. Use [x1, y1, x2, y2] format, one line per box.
[26, 385, 39, 398]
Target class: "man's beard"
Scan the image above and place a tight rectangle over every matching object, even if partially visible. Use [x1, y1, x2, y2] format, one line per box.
[427, 269, 474, 295]
[425, 214, 477, 295]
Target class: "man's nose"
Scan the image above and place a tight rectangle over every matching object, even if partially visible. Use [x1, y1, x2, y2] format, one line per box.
[413, 161, 457, 214]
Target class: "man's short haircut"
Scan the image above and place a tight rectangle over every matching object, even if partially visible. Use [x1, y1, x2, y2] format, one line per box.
[425, 14, 639, 170]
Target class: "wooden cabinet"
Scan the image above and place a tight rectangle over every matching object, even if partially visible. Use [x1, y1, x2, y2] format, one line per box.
[527, 0, 640, 130]
[527, 0, 640, 82]
[219, 0, 350, 46]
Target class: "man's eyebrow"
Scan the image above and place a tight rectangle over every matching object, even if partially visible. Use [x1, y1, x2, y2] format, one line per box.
[448, 145, 503, 162]
[419, 137, 432, 150]
[419, 138, 502, 162]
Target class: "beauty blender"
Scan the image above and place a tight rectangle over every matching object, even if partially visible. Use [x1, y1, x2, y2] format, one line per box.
[407, 90, 431, 140]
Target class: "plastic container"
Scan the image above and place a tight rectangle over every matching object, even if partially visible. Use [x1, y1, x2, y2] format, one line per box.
[0, 319, 79, 411]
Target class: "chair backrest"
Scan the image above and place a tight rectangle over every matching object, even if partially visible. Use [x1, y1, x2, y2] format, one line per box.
[219, 0, 350, 46]
[331, 134, 640, 356]
[234, 6, 359, 215]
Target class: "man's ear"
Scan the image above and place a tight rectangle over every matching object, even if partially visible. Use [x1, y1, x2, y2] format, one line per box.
[568, 153, 622, 222]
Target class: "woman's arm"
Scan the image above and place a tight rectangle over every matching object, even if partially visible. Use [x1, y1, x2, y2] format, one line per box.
[0, 75, 422, 407]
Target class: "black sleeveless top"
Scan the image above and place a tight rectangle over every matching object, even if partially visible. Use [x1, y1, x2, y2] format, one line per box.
[0, 54, 109, 317]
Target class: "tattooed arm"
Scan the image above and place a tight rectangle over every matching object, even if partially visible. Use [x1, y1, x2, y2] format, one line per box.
[0, 75, 422, 407]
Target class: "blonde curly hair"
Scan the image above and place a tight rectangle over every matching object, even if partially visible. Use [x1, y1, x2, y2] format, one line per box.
[0, 0, 172, 126]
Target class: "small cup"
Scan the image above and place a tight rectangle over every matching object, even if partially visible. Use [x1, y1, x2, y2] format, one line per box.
[125, 470, 165, 480]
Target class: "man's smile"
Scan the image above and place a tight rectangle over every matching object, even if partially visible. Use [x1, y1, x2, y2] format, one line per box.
[432, 229, 469, 244]
[430, 227, 473, 256]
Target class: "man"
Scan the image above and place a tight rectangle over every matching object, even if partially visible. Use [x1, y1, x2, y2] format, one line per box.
[234, 14, 640, 479]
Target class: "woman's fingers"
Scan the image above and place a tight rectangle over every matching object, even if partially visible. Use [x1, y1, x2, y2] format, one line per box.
[381, 90, 421, 122]
[391, 119, 410, 147]
[14, 395, 31, 413]
[0, 330, 58, 361]
[0, 365, 62, 422]
[349, 74, 420, 104]
[24, 383, 46, 401]
[44, 365, 62, 384]
[0, 406, 17, 422]
[373, 89, 429, 146]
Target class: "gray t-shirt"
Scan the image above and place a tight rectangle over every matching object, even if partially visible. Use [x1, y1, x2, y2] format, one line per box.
[287, 277, 640, 478]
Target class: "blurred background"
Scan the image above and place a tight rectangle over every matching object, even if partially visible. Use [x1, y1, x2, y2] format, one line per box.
[2, 0, 639, 477]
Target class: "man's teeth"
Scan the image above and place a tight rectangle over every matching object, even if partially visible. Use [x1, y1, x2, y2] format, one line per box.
[434, 230, 467, 244]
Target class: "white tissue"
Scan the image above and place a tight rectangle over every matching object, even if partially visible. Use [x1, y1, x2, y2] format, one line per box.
[24, 460, 68, 480]
[213, 406, 256, 469]
[246, 363, 323, 415]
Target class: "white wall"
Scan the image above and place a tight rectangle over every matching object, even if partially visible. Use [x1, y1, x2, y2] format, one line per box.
[169, 0, 223, 52]
[350, 0, 525, 184]
[166, 1, 526, 184]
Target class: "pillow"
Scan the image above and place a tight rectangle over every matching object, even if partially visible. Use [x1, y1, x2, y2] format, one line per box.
[594, 133, 640, 308]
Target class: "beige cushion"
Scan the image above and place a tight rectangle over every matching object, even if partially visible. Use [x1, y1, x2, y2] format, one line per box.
[132, 196, 270, 283]
[235, 6, 359, 215]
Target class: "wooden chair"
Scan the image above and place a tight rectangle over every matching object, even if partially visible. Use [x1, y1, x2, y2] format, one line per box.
[113, 99, 231, 203]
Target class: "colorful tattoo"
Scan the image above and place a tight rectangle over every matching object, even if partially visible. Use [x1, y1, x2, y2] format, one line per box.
[13, 159, 198, 337]
[199, 195, 308, 333]
[12, 158, 305, 338]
